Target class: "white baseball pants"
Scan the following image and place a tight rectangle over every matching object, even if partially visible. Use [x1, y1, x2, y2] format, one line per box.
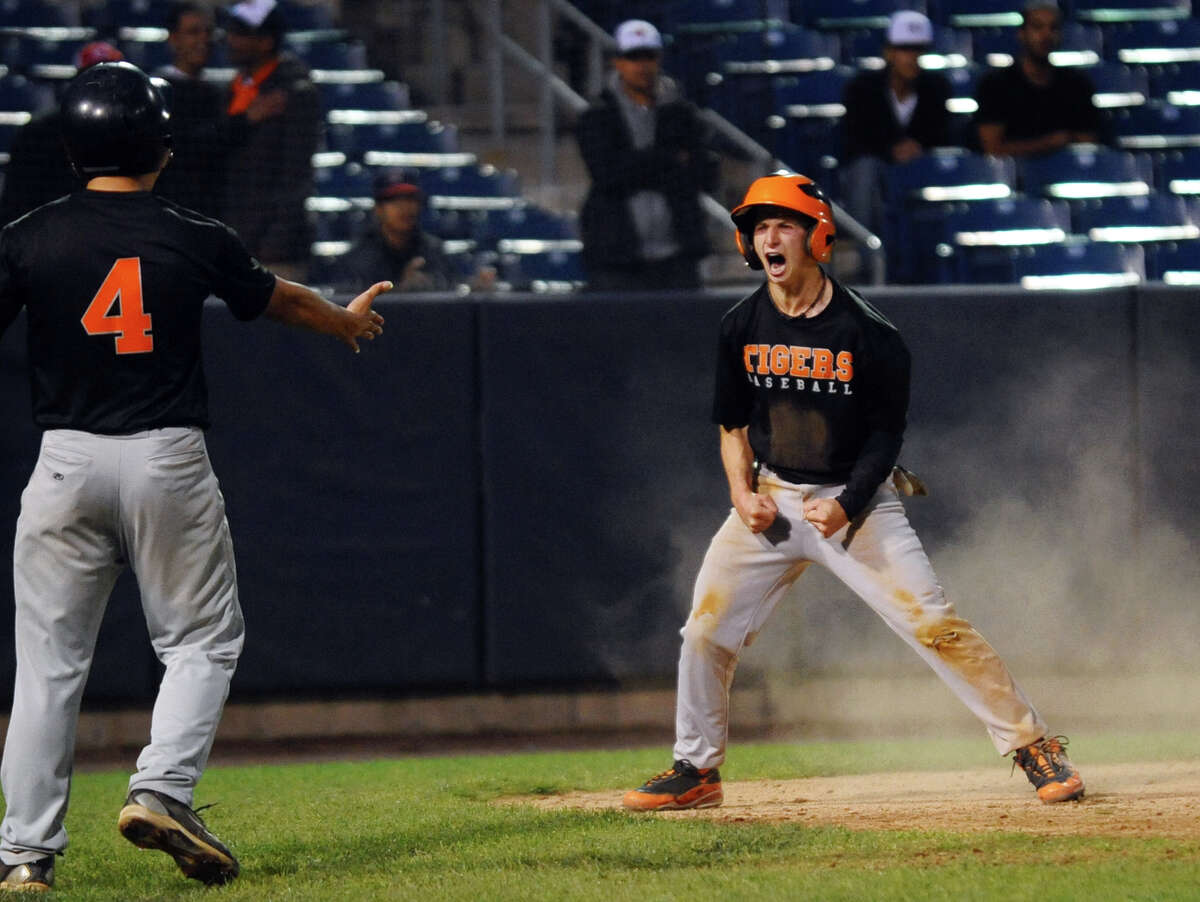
[674, 468, 1048, 770]
[1, 428, 243, 863]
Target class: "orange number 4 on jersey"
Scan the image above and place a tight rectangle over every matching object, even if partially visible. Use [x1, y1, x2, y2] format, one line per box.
[81, 257, 154, 354]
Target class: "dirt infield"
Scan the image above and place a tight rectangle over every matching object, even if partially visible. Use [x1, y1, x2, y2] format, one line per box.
[529, 760, 1200, 840]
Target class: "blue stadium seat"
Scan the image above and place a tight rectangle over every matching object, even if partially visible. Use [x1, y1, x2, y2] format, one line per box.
[319, 79, 407, 112]
[420, 164, 520, 200]
[325, 118, 458, 158]
[763, 68, 852, 181]
[1148, 61, 1200, 105]
[1074, 0, 1191, 24]
[937, 195, 1072, 282]
[1071, 192, 1200, 245]
[939, 0, 1025, 29]
[1010, 240, 1145, 289]
[472, 205, 578, 249]
[0, 72, 45, 113]
[83, 0, 161, 30]
[1153, 239, 1200, 282]
[672, 0, 789, 32]
[1155, 146, 1200, 196]
[498, 247, 585, 292]
[310, 160, 374, 199]
[714, 26, 840, 73]
[277, 0, 338, 32]
[1086, 61, 1150, 109]
[118, 38, 171, 73]
[1103, 19, 1200, 64]
[307, 201, 370, 242]
[885, 149, 1017, 282]
[1020, 145, 1154, 199]
[288, 37, 368, 71]
[1110, 102, 1200, 148]
[0, 0, 72, 29]
[0, 120, 21, 164]
[797, 0, 922, 31]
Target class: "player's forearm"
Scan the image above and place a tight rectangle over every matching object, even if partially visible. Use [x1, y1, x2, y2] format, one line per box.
[263, 277, 355, 337]
[719, 426, 757, 504]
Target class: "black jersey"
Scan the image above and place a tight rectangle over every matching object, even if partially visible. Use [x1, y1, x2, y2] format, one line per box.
[0, 189, 275, 434]
[712, 278, 910, 519]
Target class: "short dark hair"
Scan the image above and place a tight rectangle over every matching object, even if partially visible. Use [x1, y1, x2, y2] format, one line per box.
[1020, 0, 1062, 26]
[166, 1, 208, 33]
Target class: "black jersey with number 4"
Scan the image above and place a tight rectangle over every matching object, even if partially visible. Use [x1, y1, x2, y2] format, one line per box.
[0, 189, 276, 434]
[712, 279, 910, 519]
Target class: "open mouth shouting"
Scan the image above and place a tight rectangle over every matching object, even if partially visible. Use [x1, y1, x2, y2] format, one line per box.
[763, 250, 788, 279]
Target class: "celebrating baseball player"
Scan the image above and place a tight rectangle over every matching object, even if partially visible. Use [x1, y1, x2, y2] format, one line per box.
[0, 62, 389, 891]
[623, 172, 1084, 813]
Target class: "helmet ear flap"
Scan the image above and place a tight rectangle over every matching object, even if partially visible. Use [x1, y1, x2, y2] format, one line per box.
[806, 218, 835, 264]
[735, 228, 762, 269]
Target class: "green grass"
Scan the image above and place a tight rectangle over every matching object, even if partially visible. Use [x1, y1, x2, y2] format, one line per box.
[15, 730, 1200, 900]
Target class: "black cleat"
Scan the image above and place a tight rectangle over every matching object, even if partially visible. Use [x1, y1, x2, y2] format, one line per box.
[118, 789, 239, 885]
[0, 856, 54, 893]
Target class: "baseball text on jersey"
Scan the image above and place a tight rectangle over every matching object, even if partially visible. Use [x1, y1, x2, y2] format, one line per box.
[742, 343, 853, 394]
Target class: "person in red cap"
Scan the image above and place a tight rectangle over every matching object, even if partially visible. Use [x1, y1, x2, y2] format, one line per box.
[0, 42, 125, 225]
[330, 169, 460, 292]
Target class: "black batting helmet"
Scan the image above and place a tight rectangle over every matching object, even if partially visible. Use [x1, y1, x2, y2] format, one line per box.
[60, 61, 172, 180]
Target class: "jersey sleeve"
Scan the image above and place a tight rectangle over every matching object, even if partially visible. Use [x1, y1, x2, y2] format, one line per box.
[208, 222, 277, 320]
[711, 308, 754, 429]
[835, 326, 911, 520]
[0, 227, 25, 339]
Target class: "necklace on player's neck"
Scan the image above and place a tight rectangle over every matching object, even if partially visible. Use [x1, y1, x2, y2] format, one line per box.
[787, 269, 828, 318]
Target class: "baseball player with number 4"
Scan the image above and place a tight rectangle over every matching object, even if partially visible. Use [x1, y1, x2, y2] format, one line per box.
[624, 172, 1084, 813]
[0, 62, 390, 892]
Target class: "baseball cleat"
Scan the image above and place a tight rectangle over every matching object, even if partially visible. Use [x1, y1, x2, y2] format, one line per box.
[0, 856, 54, 893]
[623, 759, 723, 811]
[118, 789, 239, 885]
[1013, 735, 1085, 803]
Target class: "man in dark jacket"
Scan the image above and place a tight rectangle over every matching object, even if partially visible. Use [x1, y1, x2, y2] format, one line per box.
[840, 10, 951, 239]
[219, 0, 322, 280]
[576, 19, 717, 292]
[331, 169, 458, 292]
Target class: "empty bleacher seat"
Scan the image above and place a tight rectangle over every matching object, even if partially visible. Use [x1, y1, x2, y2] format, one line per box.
[0, 0, 73, 30]
[325, 116, 458, 158]
[885, 148, 1016, 282]
[1020, 144, 1153, 198]
[310, 158, 374, 201]
[277, 0, 338, 33]
[1111, 102, 1200, 148]
[288, 36, 368, 72]
[83, 0, 161, 30]
[714, 25, 840, 73]
[1074, 0, 1191, 23]
[940, 0, 1026, 29]
[319, 79, 408, 112]
[1104, 19, 1200, 64]
[472, 204, 578, 250]
[498, 247, 585, 293]
[1155, 146, 1200, 195]
[420, 164, 520, 202]
[1154, 239, 1200, 282]
[1148, 61, 1200, 105]
[0, 72, 46, 118]
[1011, 240, 1145, 289]
[672, 0, 790, 32]
[797, 0, 917, 31]
[764, 68, 851, 181]
[1071, 192, 1200, 244]
[937, 195, 1072, 282]
[1086, 61, 1150, 108]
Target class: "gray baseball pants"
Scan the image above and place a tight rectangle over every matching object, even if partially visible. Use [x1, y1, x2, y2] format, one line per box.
[674, 469, 1048, 770]
[0, 427, 244, 863]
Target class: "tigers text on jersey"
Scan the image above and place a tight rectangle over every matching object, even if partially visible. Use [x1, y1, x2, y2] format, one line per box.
[0, 189, 276, 434]
[712, 278, 911, 519]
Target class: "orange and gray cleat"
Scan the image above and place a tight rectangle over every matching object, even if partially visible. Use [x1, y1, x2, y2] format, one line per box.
[1013, 735, 1085, 803]
[623, 759, 723, 811]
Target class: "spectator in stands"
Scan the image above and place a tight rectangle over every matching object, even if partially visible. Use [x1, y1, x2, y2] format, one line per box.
[154, 2, 231, 217]
[0, 42, 124, 226]
[219, 0, 322, 280]
[576, 19, 717, 292]
[331, 168, 459, 293]
[973, 0, 1101, 157]
[840, 11, 951, 240]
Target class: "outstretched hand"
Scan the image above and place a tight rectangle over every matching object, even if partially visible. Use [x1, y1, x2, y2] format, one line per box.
[343, 281, 391, 352]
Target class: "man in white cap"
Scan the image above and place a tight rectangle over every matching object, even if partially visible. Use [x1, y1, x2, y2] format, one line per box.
[576, 19, 718, 292]
[839, 10, 951, 244]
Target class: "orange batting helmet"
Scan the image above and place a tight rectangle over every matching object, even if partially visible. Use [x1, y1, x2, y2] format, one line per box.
[730, 172, 836, 267]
